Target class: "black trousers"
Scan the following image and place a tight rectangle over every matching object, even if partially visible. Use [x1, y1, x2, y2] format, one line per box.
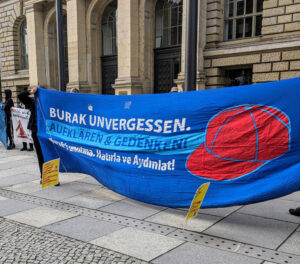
[32, 131, 44, 178]
[22, 142, 34, 149]
[6, 121, 13, 146]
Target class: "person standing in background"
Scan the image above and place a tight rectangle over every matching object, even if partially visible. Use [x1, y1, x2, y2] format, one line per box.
[19, 102, 34, 151]
[4, 89, 15, 150]
[170, 86, 179, 93]
[70, 87, 79, 93]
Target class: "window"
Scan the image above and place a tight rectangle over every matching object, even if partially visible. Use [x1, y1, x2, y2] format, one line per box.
[224, 0, 263, 41]
[102, 0, 118, 56]
[155, 0, 183, 48]
[225, 68, 252, 86]
[20, 20, 28, 69]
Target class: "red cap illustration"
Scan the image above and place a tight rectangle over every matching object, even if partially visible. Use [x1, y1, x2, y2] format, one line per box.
[187, 105, 290, 181]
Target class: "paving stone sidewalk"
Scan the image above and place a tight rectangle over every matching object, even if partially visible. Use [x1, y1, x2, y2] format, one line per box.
[0, 144, 299, 264]
[0, 218, 147, 264]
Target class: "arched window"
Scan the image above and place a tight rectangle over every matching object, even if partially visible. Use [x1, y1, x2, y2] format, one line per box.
[20, 19, 28, 69]
[155, 0, 182, 48]
[102, 0, 118, 56]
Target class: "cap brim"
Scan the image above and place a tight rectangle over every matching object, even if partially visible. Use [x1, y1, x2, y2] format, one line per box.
[187, 143, 264, 181]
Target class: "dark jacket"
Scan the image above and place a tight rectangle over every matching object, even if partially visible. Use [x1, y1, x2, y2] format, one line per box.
[4, 90, 14, 121]
[18, 91, 37, 133]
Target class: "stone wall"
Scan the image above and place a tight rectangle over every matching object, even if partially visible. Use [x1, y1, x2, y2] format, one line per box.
[204, 48, 300, 89]
[206, 0, 222, 48]
[204, 0, 300, 89]
[253, 50, 300, 81]
[262, 0, 300, 36]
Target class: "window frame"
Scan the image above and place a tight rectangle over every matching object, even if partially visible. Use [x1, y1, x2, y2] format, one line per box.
[155, 0, 183, 49]
[224, 0, 263, 41]
[101, 0, 118, 56]
[20, 19, 28, 70]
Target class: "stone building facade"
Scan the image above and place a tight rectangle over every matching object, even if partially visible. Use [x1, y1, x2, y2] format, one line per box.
[0, 0, 300, 102]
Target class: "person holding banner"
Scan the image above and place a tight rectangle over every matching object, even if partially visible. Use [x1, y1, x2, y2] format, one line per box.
[18, 88, 41, 164]
[18, 88, 43, 182]
[18, 87, 60, 186]
[4, 89, 15, 150]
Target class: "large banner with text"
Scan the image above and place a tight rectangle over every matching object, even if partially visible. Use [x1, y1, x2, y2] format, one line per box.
[0, 103, 7, 149]
[36, 77, 300, 208]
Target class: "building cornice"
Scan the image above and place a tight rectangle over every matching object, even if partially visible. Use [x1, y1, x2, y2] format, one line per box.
[204, 37, 300, 57]
[1, 70, 29, 81]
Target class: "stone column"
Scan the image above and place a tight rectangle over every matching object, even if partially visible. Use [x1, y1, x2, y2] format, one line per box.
[25, 3, 47, 88]
[66, 0, 88, 92]
[175, 0, 207, 91]
[112, 0, 142, 95]
[196, 0, 207, 90]
[174, 0, 186, 92]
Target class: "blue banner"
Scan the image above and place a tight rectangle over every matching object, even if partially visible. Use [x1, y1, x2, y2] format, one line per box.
[0, 103, 7, 149]
[36, 77, 300, 208]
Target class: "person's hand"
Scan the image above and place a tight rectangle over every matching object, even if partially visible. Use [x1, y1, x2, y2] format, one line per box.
[30, 87, 38, 94]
